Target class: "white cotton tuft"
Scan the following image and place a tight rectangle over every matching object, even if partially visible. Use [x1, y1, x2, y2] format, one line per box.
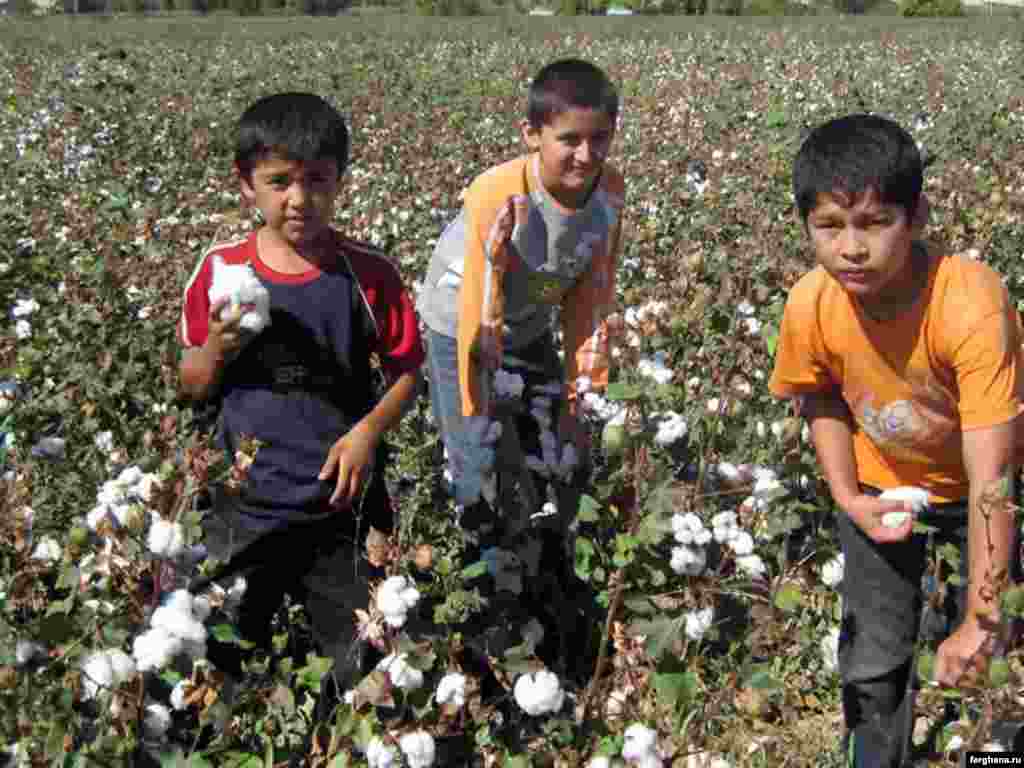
[376, 653, 424, 692]
[107, 650, 136, 684]
[365, 737, 399, 768]
[672, 513, 711, 547]
[684, 607, 714, 641]
[81, 652, 115, 700]
[621, 723, 659, 762]
[376, 575, 420, 628]
[821, 626, 840, 673]
[736, 554, 767, 579]
[143, 702, 172, 739]
[170, 680, 189, 711]
[147, 519, 185, 558]
[399, 730, 436, 768]
[653, 411, 688, 446]
[207, 256, 272, 334]
[513, 669, 564, 716]
[820, 554, 844, 588]
[727, 531, 755, 557]
[435, 672, 467, 709]
[15, 640, 46, 667]
[31, 536, 61, 564]
[132, 627, 183, 672]
[670, 544, 706, 576]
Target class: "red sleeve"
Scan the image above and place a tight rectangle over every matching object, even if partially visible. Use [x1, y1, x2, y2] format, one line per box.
[344, 242, 425, 379]
[179, 254, 215, 348]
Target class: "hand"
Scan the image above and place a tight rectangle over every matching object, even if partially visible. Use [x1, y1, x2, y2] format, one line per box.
[841, 494, 916, 544]
[319, 421, 379, 509]
[207, 298, 247, 361]
[934, 616, 1000, 688]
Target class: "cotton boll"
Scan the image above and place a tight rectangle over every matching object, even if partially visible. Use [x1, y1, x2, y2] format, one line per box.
[399, 730, 436, 768]
[15, 640, 46, 667]
[377, 653, 424, 692]
[151, 605, 206, 647]
[365, 737, 400, 768]
[621, 723, 658, 762]
[736, 554, 767, 579]
[821, 627, 840, 673]
[820, 554, 844, 588]
[208, 257, 272, 335]
[727, 531, 755, 557]
[879, 486, 929, 514]
[81, 652, 115, 700]
[634, 755, 664, 768]
[107, 650, 136, 685]
[170, 680, 189, 711]
[435, 672, 467, 708]
[132, 627, 183, 672]
[31, 536, 61, 564]
[513, 669, 564, 716]
[142, 702, 172, 740]
[147, 519, 185, 558]
[684, 607, 714, 641]
[670, 545, 706, 576]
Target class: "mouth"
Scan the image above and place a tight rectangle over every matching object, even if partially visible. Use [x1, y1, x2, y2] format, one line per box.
[838, 270, 871, 284]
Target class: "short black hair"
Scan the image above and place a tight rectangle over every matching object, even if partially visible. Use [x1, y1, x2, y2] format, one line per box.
[527, 59, 619, 128]
[235, 92, 349, 179]
[793, 113, 923, 223]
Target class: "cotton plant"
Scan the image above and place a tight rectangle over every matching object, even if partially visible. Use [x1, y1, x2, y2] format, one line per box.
[434, 671, 467, 710]
[132, 589, 209, 672]
[652, 411, 687, 447]
[376, 653, 425, 692]
[399, 730, 436, 768]
[636, 353, 674, 386]
[820, 626, 840, 673]
[684, 606, 714, 642]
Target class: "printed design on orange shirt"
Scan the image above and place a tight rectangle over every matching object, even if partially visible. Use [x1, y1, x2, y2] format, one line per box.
[847, 378, 958, 464]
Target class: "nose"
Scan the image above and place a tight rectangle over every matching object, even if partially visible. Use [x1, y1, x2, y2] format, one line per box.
[576, 141, 597, 166]
[839, 227, 868, 263]
[288, 182, 308, 210]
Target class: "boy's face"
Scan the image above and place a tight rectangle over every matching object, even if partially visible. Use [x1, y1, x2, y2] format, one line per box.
[804, 187, 925, 305]
[239, 154, 340, 249]
[521, 107, 616, 209]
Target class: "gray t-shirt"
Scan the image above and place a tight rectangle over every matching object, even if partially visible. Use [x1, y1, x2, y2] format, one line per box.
[418, 154, 622, 353]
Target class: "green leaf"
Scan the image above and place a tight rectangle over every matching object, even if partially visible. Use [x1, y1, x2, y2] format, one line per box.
[330, 754, 351, 768]
[45, 719, 67, 758]
[912, 522, 939, 535]
[630, 616, 683, 659]
[989, 658, 1010, 687]
[606, 382, 644, 402]
[917, 652, 935, 684]
[219, 752, 263, 768]
[653, 670, 698, 711]
[38, 614, 76, 645]
[296, 654, 334, 693]
[773, 583, 803, 613]
[623, 594, 656, 616]
[747, 666, 780, 691]
[503, 754, 532, 768]
[210, 623, 242, 645]
[574, 537, 595, 579]
[576, 494, 602, 523]
[461, 561, 488, 580]
[1001, 585, 1024, 617]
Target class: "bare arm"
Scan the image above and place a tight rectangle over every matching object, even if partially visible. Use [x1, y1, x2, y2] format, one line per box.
[178, 298, 241, 401]
[803, 391, 915, 541]
[961, 421, 1016, 627]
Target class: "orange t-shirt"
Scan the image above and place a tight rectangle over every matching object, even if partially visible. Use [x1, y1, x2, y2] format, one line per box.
[769, 249, 1022, 503]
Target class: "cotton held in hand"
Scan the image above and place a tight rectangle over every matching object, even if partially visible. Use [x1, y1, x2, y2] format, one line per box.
[879, 486, 929, 527]
[207, 255, 271, 334]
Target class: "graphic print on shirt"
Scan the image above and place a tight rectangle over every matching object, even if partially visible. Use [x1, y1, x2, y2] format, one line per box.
[846, 375, 959, 464]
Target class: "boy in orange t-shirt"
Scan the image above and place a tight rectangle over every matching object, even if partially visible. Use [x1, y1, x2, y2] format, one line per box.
[769, 114, 1020, 766]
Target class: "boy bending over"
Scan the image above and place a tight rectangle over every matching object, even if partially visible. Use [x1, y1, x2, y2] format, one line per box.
[770, 113, 1020, 767]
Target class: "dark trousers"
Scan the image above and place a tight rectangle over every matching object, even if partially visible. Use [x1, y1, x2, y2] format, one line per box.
[199, 490, 386, 711]
[838, 487, 1019, 767]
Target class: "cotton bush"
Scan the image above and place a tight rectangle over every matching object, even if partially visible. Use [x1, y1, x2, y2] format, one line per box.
[514, 669, 565, 716]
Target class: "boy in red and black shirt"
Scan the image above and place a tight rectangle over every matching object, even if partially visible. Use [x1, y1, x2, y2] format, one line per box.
[178, 92, 423, 703]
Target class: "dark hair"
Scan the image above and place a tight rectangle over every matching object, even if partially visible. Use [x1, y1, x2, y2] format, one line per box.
[527, 59, 619, 128]
[793, 113, 923, 223]
[235, 92, 349, 179]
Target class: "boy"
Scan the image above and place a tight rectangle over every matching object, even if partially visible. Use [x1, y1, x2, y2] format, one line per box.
[770, 113, 1019, 766]
[178, 93, 424, 707]
[417, 58, 624, 563]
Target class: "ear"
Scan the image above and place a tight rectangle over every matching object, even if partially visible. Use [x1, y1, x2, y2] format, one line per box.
[235, 163, 256, 206]
[520, 119, 542, 152]
[911, 194, 930, 235]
